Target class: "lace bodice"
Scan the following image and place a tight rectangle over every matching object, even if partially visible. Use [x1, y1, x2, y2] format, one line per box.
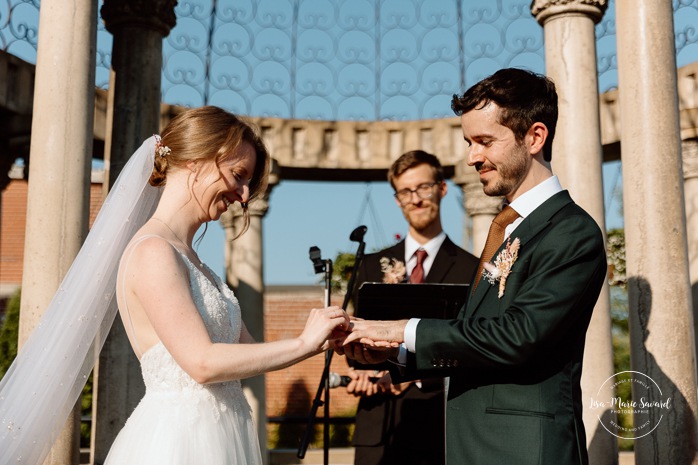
[138, 254, 248, 420]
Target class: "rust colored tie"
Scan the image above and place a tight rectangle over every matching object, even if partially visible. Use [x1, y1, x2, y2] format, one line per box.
[472, 205, 520, 292]
[409, 249, 428, 284]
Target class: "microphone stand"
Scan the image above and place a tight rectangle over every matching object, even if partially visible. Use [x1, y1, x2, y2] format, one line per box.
[297, 226, 367, 464]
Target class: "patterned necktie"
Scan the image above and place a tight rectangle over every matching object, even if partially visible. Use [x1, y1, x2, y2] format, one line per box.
[472, 205, 520, 292]
[410, 249, 428, 284]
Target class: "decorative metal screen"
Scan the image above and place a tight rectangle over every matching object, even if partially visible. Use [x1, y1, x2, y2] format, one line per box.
[2, 0, 697, 120]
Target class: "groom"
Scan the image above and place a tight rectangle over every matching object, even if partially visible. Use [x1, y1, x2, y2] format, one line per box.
[339, 68, 607, 465]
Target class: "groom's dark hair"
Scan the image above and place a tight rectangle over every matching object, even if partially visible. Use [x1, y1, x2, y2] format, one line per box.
[451, 68, 558, 162]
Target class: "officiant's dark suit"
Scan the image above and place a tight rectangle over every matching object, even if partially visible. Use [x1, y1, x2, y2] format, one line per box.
[347, 150, 478, 465]
[341, 69, 608, 465]
[351, 238, 476, 465]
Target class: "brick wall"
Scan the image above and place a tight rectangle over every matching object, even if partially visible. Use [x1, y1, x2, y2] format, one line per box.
[0, 179, 103, 299]
[0, 180, 27, 290]
[264, 287, 358, 419]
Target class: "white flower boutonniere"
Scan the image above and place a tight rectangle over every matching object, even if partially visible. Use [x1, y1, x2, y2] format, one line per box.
[482, 237, 521, 298]
[379, 257, 406, 284]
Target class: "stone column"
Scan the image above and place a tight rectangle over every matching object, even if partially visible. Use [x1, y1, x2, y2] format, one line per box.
[616, 1, 698, 463]
[454, 160, 502, 256]
[684, 139, 698, 378]
[221, 184, 276, 465]
[531, 2, 617, 463]
[18, 1, 98, 464]
[92, 1, 176, 463]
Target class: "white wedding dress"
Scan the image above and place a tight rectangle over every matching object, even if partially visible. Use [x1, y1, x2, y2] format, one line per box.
[104, 248, 262, 465]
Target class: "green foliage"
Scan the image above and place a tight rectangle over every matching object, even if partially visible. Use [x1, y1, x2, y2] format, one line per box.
[330, 252, 356, 294]
[81, 372, 94, 447]
[0, 289, 20, 379]
[607, 229, 633, 451]
[607, 229, 626, 288]
[269, 418, 311, 449]
[268, 415, 355, 450]
[610, 286, 629, 335]
[328, 420, 354, 447]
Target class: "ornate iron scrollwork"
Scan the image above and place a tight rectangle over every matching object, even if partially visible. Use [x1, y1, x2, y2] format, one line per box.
[1, 0, 696, 120]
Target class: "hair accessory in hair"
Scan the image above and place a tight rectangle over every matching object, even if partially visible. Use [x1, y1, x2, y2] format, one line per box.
[154, 134, 171, 158]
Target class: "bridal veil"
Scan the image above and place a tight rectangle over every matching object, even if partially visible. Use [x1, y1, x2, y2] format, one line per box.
[0, 136, 162, 464]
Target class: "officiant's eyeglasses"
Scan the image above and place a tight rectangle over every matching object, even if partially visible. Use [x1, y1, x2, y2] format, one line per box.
[394, 182, 438, 205]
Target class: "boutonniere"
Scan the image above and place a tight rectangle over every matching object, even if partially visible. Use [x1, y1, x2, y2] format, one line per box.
[482, 237, 520, 298]
[379, 257, 406, 284]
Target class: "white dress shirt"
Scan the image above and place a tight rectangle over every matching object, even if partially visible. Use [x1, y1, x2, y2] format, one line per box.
[405, 231, 446, 280]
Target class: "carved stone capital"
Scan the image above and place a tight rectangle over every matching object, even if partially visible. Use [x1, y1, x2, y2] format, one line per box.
[683, 139, 698, 181]
[531, 0, 608, 25]
[453, 160, 504, 216]
[101, 0, 177, 36]
[219, 198, 270, 231]
[463, 183, 505, 217]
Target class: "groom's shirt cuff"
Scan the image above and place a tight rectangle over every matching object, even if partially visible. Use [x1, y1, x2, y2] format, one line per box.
[396, 318, 420, 365]
[404, 318, 420, 352]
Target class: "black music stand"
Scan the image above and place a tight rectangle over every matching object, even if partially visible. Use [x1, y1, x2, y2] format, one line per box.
[351, 283, 468, 371]
[355, 282, 469, 321]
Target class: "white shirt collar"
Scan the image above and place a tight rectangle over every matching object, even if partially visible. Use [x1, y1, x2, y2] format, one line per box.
[508, 175, 563, 219]
[405, 231, 446, 262]
[504, 175, 563, 240]
[404, 231, 447, 278]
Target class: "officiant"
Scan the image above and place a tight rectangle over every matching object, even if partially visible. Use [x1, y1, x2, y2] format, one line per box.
[345, 150, 477, 465]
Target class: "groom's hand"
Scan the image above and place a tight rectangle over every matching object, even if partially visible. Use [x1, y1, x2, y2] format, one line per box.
[343, 318, 408, 347]
[333, 318, 406, 364]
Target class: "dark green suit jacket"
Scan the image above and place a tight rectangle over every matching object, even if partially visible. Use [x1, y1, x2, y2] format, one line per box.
[394, 191, 607, 465]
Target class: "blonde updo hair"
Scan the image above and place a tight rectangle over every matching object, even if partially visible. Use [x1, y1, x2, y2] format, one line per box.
[149, 106, 270, 235]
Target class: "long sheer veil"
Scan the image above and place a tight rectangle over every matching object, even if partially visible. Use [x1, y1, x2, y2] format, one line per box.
[0, 136, 161, 464]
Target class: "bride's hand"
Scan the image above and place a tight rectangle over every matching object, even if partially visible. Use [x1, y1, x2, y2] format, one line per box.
[299, 306, 350, 353]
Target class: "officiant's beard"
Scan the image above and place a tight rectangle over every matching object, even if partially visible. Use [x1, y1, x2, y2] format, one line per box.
[480, 142, 529, 198]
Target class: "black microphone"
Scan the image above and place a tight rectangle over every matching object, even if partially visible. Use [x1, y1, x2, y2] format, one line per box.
[350, 225, 367, 243]
[327, 372, 380, 388]
[309, 246, 326, 273]
[309, 245, 321, 262]
[349, 225, 368, 268]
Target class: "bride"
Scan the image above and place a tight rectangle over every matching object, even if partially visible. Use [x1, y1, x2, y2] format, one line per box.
[0, 106, 349, 464]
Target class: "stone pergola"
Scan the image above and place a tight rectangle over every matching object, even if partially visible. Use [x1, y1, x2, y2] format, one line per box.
[1, 0, 698, 464]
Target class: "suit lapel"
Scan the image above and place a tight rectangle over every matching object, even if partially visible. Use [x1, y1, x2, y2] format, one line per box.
[464, 191, 574, 318]
[424, 237, 457, 284]
[383, 241, 405, 261]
